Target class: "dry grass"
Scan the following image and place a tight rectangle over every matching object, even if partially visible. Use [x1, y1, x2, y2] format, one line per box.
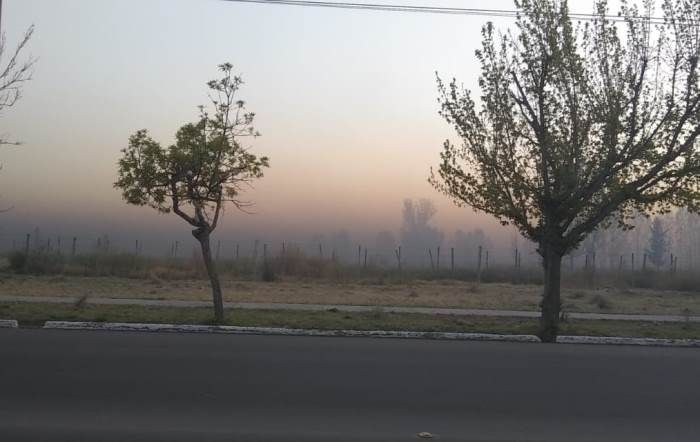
[1, 273, 699, 316]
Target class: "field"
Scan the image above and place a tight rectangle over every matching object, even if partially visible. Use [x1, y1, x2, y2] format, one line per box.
[1, 273, 699, 317]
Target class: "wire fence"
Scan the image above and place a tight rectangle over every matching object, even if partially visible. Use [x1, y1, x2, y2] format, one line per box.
[0, 230, 687, 275]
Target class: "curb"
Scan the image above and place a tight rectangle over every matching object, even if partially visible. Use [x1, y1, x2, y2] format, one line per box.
[43, 321, 540, 343]
[556, 335, 700, 347]
[41, 321, 700, 347]
[0, 319, 19, 328]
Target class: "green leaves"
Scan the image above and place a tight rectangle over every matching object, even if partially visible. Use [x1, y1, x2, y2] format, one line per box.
[114, 63, 270, 231]
[433, 0, 700, 254]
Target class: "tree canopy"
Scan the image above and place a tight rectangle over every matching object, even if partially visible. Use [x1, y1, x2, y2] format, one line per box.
[116, 63, 269, 234]
[432, 0, 700, 256]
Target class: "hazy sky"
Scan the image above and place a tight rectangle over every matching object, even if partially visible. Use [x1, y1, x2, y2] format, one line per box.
[0, 0, 607, 248]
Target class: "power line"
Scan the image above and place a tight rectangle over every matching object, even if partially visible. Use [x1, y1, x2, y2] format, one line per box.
[223, 0, 672, 24]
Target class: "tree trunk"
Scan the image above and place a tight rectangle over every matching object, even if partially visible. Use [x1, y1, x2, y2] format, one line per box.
[193, 228, 224, 323]
[538, 244, 562, 343]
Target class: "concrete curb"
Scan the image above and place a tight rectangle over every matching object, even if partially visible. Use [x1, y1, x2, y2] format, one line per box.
[41, 321, 700, 347]
[0, 319, 19, 328]
[557, 335, 700, 347]
[43, 321, 540, 343]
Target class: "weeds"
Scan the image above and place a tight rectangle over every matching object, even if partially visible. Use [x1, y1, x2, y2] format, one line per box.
[3, 248, 700, 295]
[590, 294, 611, 310]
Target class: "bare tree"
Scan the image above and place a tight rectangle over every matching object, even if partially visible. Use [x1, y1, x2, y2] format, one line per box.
[646, 217, 669, 269]
[0, 24, 35, 145]
[431, 0, 700, 342]
[115, 63, 269, 323]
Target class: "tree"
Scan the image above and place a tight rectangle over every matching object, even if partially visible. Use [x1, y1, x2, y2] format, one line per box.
[646, 217, 669, 269]
[454, 228, 492, 267]
[431, 0, 700, 342]
[399, 198, 444, 266]
[0, 24, 35, 145]
[115, 63, 269, 323]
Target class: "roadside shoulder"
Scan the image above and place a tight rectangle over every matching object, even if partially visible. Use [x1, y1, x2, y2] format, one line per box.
[41, 321, 700, 347]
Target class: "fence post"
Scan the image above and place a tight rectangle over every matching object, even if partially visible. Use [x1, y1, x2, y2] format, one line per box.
[319, 243, 323, 259]
[477, 245, 483, 283]
[642, 253, 647, 270]
[263, 243, 268, 262]
[428, 249, 434, 271]
[363, 248, 368, 268]
[485, 250, 489, 269]
[436, 246, 441, 272]
[619, 255, 624, 273]
[450, 247, 454, 272]
[358, 245, 361, 266]
[395, 247, 402, 272]
[72, 237, 77, 256]
[236, 244, 240, 259]
[25, 233, 30, 255]
[281, 242, 287, 274]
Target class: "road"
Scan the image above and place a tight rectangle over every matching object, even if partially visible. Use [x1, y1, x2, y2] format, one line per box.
[1, 329, 699, 441]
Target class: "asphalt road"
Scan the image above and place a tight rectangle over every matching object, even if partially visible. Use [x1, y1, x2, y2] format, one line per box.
[1, 329, 699, 441]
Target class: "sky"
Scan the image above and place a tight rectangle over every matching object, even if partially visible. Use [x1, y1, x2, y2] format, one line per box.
[0, 0, 611, 254]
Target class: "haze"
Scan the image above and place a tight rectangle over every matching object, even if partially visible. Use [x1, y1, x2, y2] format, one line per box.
[0, 0, 611, 255]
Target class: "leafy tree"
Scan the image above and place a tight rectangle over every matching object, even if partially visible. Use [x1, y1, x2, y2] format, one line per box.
[115, 63, 269, 322]
[431, 0, 700, 342]
[646, 217, 669, 269]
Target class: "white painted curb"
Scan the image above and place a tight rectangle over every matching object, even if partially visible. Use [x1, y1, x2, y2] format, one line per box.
[43, 321, 540, 343]
[41, 321, 700, 347]
[557, 335, 700, 347]
[0, 319, 18, 328]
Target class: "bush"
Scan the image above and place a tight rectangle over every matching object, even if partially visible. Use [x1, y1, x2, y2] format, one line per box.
[590, 294, 611, 310]
[8, 251, 27, 273]
[261, 259, 276, 282]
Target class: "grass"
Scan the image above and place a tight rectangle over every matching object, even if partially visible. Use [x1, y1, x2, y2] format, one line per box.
[2, 273, 700, 317]
[1, 301, 699, 340]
